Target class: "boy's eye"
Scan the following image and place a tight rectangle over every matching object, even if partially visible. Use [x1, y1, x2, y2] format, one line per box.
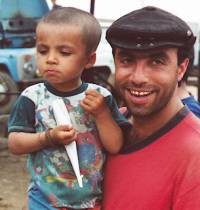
[36, 46, 48, 55]
[38, 49, 47, 54]
[60, 51, 71, 56]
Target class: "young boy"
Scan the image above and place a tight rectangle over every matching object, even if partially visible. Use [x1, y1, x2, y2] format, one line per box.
[8, 7, 129, 210]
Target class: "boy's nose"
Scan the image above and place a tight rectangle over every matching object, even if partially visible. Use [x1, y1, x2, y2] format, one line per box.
[46, 52, 58, 64]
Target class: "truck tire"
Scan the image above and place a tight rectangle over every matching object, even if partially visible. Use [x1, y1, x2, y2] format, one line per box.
[0, 71, 18, 114]
[0, 114, 8, 138]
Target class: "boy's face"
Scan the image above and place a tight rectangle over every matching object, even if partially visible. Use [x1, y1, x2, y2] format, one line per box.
[36, 23, 95, 92]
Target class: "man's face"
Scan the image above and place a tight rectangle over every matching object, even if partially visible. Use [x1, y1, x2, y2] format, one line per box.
[114, 47, 187, 118]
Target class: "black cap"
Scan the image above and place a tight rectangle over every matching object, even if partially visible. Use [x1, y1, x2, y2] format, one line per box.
[106, 6, 196, 50]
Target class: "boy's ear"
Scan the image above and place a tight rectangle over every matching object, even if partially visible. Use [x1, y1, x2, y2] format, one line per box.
[85, 52, 96, 69]
[177, 58, 189, 82]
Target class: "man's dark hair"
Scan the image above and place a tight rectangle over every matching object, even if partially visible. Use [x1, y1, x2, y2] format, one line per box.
[178, 47, 194, 85]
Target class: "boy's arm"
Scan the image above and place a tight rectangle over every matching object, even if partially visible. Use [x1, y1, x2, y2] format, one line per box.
[8, 131, 47, 155]
[80, 89, 123, 154]
[8, 125, 76, 155]
[94, 109, 123, 154]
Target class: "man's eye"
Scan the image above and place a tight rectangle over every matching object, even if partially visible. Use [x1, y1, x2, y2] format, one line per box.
[120, 56, 133, 64]
[153, 58, 164, 65]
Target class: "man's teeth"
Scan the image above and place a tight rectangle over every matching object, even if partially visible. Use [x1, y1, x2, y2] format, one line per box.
[130, 90, 151, 96]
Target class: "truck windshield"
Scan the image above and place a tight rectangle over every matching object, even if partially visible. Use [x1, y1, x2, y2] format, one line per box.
[0, 0, 49, 19]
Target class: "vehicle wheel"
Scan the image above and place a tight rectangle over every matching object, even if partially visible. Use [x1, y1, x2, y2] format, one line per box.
[0, 71, 18, 114]
[0, 114, 9, 138]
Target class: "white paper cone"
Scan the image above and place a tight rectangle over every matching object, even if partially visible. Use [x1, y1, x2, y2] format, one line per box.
[52, 99, 83, 187]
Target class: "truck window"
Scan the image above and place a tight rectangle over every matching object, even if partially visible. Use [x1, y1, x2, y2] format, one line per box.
[0, 0, 49, 19]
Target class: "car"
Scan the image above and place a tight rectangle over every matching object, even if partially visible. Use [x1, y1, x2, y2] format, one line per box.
[0, 0, 49, 114]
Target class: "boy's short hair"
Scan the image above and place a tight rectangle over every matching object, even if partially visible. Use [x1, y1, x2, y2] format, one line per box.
[37, 7, 101, 54]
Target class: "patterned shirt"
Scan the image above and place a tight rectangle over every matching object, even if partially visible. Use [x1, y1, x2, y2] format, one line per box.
[8, 82, 129, 208]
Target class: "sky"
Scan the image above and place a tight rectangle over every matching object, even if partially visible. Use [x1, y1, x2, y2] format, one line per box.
[46, 0, 200, 24]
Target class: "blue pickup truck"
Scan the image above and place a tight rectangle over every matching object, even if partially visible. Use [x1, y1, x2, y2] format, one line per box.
[0, 0, 49, 114]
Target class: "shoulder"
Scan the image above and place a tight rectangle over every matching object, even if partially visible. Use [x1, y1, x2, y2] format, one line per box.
[183, 112, 200, 133]
[21, 83, 46, 103]
[176, 113, 200, 153]
[22, 83, 45, 94]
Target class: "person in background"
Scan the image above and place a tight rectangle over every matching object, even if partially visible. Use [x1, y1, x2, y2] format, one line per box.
[7, 7, 129, 210]
[176, 47, 200, 118]
[51, 0, 62, 9]
[103, 6, 200, 210]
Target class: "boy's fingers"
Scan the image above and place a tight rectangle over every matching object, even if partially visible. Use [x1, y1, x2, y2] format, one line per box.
[82, 97, 96, 105]
[63, 129, 76, 138]
[63, 130, 77, 144]
[85, 89, 100, 97]
[85, 94, 97, 99]
[58, 125, 73, 131]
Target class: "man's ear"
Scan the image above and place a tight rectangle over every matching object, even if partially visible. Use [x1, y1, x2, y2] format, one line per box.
[177, 58, 189, 82]
[84, 52, 96, 69]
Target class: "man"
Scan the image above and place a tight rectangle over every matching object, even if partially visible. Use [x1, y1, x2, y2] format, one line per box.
[103, 6, 200, 210]
[176, 48, 200, 118]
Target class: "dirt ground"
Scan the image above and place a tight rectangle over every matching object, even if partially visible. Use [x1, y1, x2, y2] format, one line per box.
[0, 140, 29, 210]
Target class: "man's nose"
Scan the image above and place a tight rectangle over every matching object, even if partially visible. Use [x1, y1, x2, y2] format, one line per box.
[130, 62, 148, 85]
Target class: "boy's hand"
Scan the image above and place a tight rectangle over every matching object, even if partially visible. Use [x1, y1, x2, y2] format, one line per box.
[80, 89, 110, 119]
[49, 125, 77, 145]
